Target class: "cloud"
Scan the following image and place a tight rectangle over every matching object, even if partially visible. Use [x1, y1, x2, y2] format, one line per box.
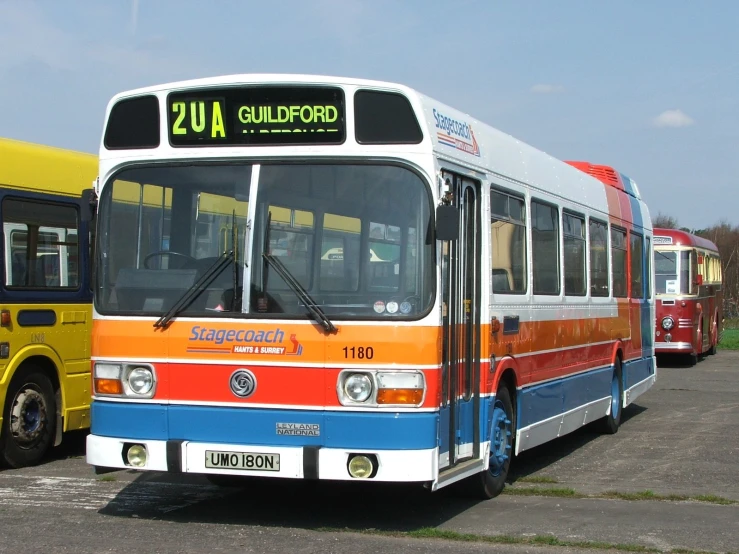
[652, 109, 695, 128]
[530, 84, 565, 94]
[0, 1, 202, 81]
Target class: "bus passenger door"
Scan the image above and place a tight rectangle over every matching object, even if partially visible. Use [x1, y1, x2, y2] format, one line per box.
[440, 172, 481, 470]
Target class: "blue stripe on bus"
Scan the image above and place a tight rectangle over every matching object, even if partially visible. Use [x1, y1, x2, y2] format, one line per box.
[90, 402, 438, 450]
[619, 172, 636, 197]
[517, 365, 613, 429]
[438, 397, 492, 456]
[439, 365, 616, 456]
[623, 356, 654, 391]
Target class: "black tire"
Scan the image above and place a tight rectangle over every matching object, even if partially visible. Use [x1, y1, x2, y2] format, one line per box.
[0, 368, 57, 468]
[598, 359, 623, 435]
[461, 384, 515, 499]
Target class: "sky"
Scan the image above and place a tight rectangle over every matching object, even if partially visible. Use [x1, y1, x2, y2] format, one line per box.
[1, 0, 737, 231]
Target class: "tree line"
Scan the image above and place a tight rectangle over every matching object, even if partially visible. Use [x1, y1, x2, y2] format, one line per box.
[653, 213, 739, 318]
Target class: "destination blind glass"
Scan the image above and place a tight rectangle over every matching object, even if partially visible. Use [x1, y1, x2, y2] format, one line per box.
[167, 86, 345, 146]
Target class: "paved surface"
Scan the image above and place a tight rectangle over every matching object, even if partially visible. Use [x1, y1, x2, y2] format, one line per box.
[0, 351, 737, 553]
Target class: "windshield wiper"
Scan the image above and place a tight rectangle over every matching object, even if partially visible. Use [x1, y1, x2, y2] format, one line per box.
[153, 251, 235, 329]
[262, 252, 337, 333]
[260, 211, 335, 333]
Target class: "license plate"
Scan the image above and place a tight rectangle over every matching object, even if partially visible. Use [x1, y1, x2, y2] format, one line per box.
[205, 450, 280, 472]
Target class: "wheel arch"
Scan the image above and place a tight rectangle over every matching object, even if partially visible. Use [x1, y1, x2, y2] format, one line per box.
[609, 341, 624, 368]
[491, 356, 519, 401]
[1, 346, 64, 446]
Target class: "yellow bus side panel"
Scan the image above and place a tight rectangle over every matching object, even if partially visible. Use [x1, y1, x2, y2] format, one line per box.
[0, 302, 92, 435]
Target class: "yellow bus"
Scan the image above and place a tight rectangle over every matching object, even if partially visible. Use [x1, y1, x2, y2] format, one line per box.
[0, 138, 97, 467]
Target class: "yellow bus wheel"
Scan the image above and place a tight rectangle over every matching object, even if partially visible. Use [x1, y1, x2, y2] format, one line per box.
[0, 368, 57, 468]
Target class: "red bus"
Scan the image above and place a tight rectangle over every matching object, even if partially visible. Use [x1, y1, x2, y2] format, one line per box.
[653, 228, 722, 364]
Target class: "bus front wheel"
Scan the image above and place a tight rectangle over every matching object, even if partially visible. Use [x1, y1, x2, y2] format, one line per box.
[0, 368, 56, 468]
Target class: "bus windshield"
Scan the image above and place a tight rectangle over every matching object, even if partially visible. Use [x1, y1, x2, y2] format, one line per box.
[654, 249, 691, 295]
[95, 162, 434, 319]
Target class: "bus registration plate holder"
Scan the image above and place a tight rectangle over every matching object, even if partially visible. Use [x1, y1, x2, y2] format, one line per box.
[205, 450, 280, 472]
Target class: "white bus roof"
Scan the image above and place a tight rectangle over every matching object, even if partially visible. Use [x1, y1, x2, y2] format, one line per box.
[100, 74, 647, 225]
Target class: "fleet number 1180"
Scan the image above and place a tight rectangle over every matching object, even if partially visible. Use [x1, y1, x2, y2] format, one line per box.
[343, 346, 374, 360]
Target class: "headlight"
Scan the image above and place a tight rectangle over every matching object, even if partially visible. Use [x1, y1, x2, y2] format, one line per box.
[343, 373, 373, 402]
[94, 362, 156, 398]
[127, 367, 154, 395]
[661, 316, 674, 331]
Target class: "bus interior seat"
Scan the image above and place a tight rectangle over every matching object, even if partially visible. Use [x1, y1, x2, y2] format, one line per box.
[11, 253, 26, 286]
[492, 270, 511, 292]
[10, 254, 49, 287]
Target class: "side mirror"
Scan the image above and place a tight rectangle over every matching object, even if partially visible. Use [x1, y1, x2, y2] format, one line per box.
[81, 188, 98, 223]
[435, 205, 459, 241]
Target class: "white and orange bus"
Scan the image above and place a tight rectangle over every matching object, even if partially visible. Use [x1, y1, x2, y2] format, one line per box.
[653, 228, 722, 364]
[86, 75, 656, 498]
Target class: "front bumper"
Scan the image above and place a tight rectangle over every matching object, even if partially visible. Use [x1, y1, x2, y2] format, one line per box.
[87, 434, 438, 482]
[654, 341, 692, 353]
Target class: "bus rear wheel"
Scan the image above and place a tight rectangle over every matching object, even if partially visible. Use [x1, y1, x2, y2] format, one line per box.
[598, 359, 623, 435]
[0, 368, 56, 468]
[462, 384, 515, 499]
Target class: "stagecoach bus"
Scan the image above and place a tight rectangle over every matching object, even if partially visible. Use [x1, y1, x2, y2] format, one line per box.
[0, 138, 97, 467]
[86, 75, 656, 498]
[652, 228, 722, 364]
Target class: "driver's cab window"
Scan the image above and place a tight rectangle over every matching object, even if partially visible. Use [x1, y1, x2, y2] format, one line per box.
[101, 165, 252, 314]
[108, 180, 173, 272]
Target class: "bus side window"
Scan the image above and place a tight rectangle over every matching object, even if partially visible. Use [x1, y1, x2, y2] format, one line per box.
[645, 237, 652, 299]
[490, 188, 527, 294]
[589, 218, 609, 297]
[532, 199, 560, 295]
[2, 198, 79, 290]
[611, 227, 628, 298]
[629, 232, 644, 299]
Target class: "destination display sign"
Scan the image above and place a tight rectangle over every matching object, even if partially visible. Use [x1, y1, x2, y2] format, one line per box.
[167, 86, 345, 146]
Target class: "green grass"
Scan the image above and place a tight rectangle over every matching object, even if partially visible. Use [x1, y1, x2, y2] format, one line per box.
[97, 475, 117, 482]
[502, 486, 737, 505]
[718, 328, 739, 350]
[516, 475, 559, 484]
[693, 494, 737, 506]
[315, 526, 729, 554]
[504, 486, 577, 498]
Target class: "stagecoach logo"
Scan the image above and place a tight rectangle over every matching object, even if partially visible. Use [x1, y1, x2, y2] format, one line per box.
[229, 369, 257, 398]
[433, 108, 481, 157]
